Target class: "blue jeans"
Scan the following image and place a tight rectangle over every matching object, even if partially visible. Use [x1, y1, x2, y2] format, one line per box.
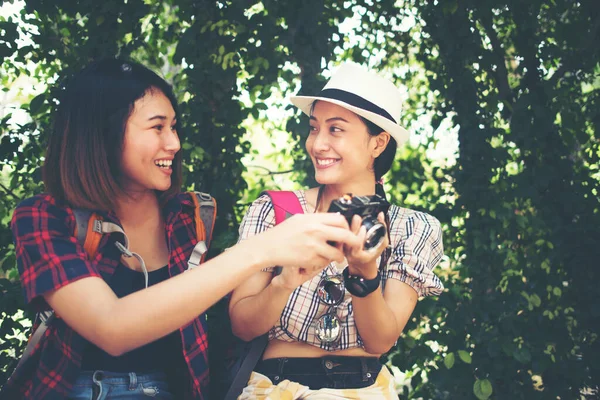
[68, 370, 174, 399]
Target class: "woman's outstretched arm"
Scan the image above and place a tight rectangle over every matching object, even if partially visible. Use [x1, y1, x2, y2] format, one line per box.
[29, 212, 354, 356]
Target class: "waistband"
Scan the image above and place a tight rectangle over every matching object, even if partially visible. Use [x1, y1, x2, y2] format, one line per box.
[77, 370, 167, 384]
[256, 356, 382, 378]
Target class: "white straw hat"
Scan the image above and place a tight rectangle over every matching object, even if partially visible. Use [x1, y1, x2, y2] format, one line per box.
[290, 63, 409, 145]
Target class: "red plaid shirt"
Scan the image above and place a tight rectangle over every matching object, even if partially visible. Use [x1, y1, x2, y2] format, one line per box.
[2, 193, 210, 399]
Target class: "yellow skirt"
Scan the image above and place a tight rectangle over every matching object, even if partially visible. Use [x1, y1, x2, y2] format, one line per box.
[238, 365, 399, 400]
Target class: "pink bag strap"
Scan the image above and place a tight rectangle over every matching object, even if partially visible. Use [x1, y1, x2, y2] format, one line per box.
[262, 190, 304, 224]
[223, 191, 305, 400]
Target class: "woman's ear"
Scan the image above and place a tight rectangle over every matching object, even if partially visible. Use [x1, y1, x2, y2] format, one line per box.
[371, 131, 391, 158]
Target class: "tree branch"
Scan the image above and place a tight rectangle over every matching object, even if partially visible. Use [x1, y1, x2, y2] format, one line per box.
[478, 10, 514, 115]
[0, 182, 20, 202]
[246, 165, 295, 175]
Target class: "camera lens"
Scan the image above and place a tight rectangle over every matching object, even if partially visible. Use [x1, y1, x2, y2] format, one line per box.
[362, 217, 386, 250]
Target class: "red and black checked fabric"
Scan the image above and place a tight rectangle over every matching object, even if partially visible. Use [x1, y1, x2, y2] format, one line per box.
[2, 193, 210, 399]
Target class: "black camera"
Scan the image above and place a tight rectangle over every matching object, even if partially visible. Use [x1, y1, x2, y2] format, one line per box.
[328, 193, 390, 250]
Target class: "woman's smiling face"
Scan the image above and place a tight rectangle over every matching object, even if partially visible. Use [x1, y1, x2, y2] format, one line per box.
[306, 101, 379, 187]
[119, 88, 180, 195]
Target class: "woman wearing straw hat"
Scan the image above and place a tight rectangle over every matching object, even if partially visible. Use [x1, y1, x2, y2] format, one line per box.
[229, 63, 445, 399]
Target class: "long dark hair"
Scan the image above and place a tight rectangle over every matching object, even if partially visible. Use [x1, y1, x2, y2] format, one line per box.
[43, 58, 183, 211]
[358, 116, 397, 198]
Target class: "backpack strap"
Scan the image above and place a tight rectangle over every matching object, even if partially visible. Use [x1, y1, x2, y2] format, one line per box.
[187, 191, 217, 270]
[73, 209, 104, 259]
[11, 310, 54, 374]
[73, 215, 149, 285]
[224, 334, 268, 400]
[263, 190, 304, 225]
[12, 209, 136, 378]
[262, 190, 304, 276]
[224, 190, 303, 400]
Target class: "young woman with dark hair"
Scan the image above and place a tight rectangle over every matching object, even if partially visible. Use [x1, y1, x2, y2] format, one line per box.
[230, 63, 445, 399]
[3, 59, 360, 400]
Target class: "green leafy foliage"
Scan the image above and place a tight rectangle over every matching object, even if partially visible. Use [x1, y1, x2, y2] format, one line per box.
[474, 378, 493, 400]
[1, 1, 598, 399]
[384, 0, 600, 398]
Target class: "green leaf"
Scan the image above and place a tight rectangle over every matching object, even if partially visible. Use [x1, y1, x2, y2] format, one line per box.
[404, 336, 416, 348]
[458, 350, 472, 364]
[530, 294, 541, 307]
[29, 93, 46, 115]
[514, 347, 531, 363]
[473, 379, 493, 400]
[444, 352, 455, 369]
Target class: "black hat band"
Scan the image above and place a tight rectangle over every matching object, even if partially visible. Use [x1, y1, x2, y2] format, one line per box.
[318, 88, 396, 124]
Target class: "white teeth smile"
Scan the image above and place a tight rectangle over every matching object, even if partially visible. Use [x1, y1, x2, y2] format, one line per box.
[155, 159, 172, 168]
[316, 158, 338, 166]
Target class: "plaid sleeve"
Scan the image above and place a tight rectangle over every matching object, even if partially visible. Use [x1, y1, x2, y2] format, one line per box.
[386, 207, 444, 297]
[11, 195, 101, 309]
[237, 194, 276, 272]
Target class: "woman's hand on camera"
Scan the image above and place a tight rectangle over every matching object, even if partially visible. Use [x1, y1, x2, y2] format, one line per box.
[344, 212, 389, 278]
[251, 212, 360, 272]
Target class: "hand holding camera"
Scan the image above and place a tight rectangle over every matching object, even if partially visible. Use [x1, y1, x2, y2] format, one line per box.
[256, 212, 359, 273]
[327, 193, 390, 276]
[327, 193, 389, 249]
